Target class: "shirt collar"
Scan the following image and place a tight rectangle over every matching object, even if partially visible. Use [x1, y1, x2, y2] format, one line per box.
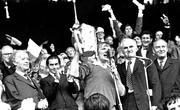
[49, 72, 57, 79]
[125, 58, 136, 72]
[125, 58, 136, 64]
[16, 70, 27, 77]
[157, 56, 167, 65]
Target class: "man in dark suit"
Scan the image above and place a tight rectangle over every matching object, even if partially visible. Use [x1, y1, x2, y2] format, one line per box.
[4, 50, 48, 110]
[153, 39, 180, 100]
[40, 55, 78, 110]
[0, 45, 16, 103]
[0, 45, 16, 82]
[116, 38, 161, 110]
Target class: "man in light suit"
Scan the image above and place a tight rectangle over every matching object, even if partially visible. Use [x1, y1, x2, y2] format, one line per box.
[153, 39, 180, 100]
[4, 50, 48, 110]
[116, 38, 161, 110]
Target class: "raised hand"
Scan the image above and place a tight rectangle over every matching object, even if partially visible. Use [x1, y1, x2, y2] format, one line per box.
[160, 14, 170, 25]
[0, 102, 11, 110]
[133, 0, 145, 10]
[144, 0, 153, 5]
[37, 98, 48, 110]
[138, 4, 145, 11]
[102, 4, 111, 12]
[18, 98, 35, 110]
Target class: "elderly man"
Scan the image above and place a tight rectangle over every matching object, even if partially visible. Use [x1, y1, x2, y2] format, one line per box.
[116, 38, 161, 110]
[4, 50, 48, 110]
[153, 39, 180, 100]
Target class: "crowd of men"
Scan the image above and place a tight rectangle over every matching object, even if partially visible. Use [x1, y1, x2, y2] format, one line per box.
[1, 1, 180, 110]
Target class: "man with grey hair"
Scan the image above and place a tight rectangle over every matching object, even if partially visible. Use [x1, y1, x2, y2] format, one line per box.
[153, 39, 180, 101]
[116, 38, 161, 110]
[4, 50, 48, 110]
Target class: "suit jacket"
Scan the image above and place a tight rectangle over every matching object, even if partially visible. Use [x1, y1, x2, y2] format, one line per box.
[154, 57, 180, 99]
[4, 72, 45, 110]
[117, 59, 161, 110]
[136, 44, 157, 61]
[0, 62, 16, 82]
[40, 74, 78, 110]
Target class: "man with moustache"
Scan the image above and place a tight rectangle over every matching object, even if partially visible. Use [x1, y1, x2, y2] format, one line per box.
[116, 38, 161, 110]
[153, 39, 180, 100]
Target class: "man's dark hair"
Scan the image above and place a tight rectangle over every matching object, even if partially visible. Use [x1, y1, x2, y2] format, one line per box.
[157, 94, 180, 110]
[84, 93, 110, 110]
[46, 55, 60, 66]
[140, 30, 152, 38]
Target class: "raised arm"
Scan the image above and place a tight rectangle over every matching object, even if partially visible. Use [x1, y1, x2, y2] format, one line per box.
[133, 0, 145, 35]
[102, 4, 124, 42]
[160, 14, 171, 41]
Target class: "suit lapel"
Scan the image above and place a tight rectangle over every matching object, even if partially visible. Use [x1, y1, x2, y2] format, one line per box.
[154, 59, 161, 71]
[136, 47, 142, 57]
[121, 59, 140, 75]
[14, 73, 36, 88]
[163, 57, 173, 70]
[31, 78, 45, 99]
[31, 78, 40, 88]
[121, 62, 127, 77]
[47, 74, 55, 83]
[132, 59, 140, 73]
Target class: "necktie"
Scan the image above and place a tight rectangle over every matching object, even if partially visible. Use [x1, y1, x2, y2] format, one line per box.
[126, 60, 133, 90]
[24, 74, 34, 85]
[159, 60, 164, 69]
[143, 47, 148, 50]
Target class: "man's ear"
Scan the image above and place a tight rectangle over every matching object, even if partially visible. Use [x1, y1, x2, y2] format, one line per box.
[150, 38, 153, 43]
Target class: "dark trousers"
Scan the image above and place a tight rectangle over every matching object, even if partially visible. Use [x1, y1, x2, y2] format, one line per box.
[123, 92, 139, 110]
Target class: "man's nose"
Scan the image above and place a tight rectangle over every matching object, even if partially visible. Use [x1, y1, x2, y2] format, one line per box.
[127, 48, 132, 53]
[158, 47, 164, 52]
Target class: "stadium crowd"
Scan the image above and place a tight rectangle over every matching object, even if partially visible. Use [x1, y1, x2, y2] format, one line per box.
[1, 0, 180, 110]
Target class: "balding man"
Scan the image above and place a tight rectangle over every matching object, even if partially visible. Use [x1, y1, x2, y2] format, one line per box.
[116, 38, 161, 110]
[153, 39, 180, 100]
[0, 45, 15, 82]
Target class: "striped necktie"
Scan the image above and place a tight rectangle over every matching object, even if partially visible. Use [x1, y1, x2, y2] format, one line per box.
[126, 60, 133, 90]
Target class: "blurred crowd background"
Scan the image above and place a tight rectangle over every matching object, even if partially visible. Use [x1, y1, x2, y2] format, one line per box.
[0, 0, 180, 53]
